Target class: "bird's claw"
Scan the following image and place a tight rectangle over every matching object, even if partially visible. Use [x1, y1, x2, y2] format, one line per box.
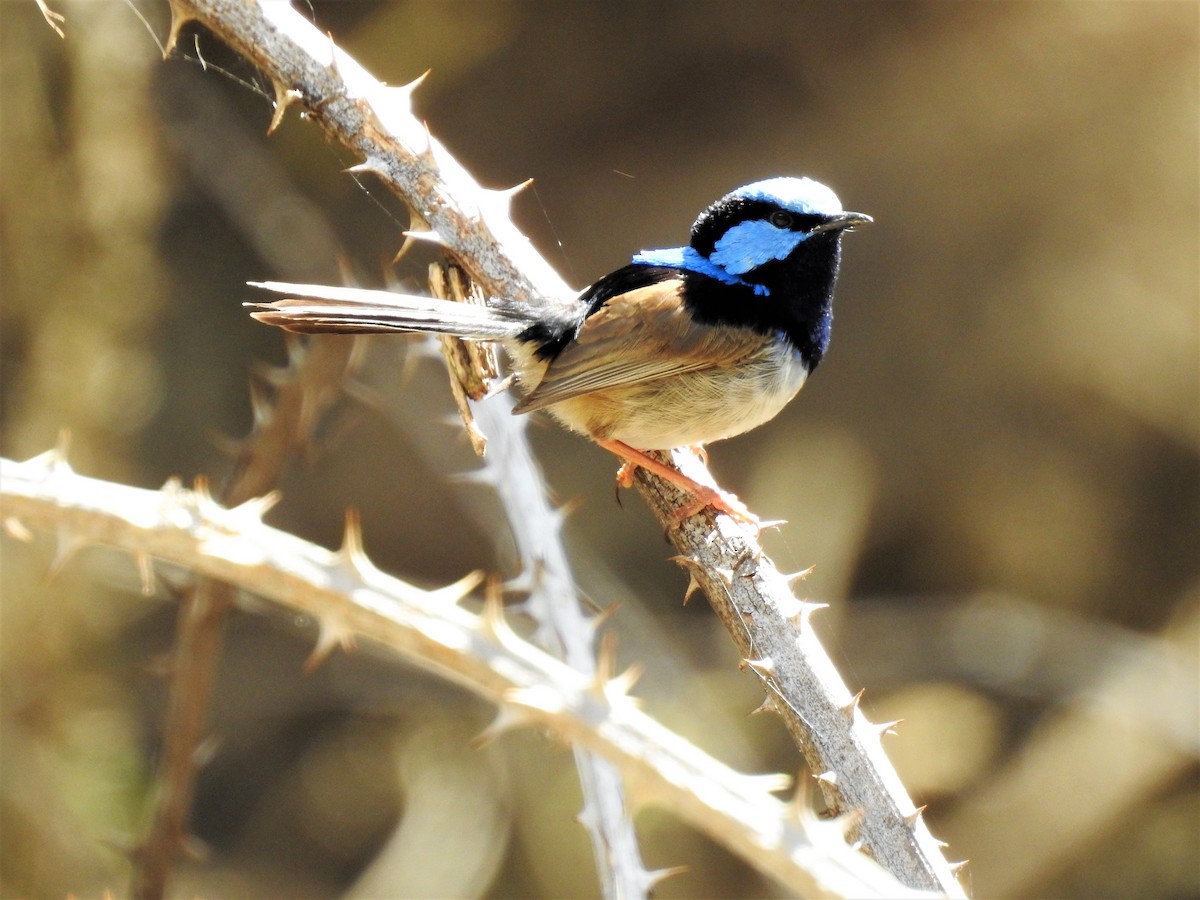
[668, 485, 783, 535]
[601, 439, 781, 536]
[615, 461, 638, 489]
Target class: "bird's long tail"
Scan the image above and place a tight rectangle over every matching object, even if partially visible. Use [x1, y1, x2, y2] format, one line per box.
[247, 281, 535, 339]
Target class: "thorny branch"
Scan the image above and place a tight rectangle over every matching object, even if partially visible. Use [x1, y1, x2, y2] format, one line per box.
[429, 264, 653, 897]
[132, 336, 359, 900]
[1, 453, 925, 899]
[172, 1, 962, 893]
[27, 0, 967, 894]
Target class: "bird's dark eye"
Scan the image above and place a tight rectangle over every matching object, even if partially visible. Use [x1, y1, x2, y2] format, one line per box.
[768, 210, 793, 229]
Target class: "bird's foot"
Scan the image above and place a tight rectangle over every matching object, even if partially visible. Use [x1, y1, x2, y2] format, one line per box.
[669, 485, 757, 527]
[597, 439, 780, 532]
[615, 460, 638, 489]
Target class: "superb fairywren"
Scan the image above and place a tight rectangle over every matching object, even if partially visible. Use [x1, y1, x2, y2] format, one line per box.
[250, 177, 870, 524]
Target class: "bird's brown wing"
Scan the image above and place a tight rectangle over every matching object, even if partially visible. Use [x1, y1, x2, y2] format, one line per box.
[512, 279, 765, 413]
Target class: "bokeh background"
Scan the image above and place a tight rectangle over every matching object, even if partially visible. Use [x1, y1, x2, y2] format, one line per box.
[2, 1, 1197, 896]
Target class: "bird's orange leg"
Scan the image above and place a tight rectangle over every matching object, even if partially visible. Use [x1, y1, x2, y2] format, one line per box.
[597, 439, 757, 527]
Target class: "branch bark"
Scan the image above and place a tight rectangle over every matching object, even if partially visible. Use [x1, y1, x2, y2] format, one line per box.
[132, 337, 358, 900]
[2, 452, 923, 899]
[430, 264, 652, 898]
[158, 0, 963, 893]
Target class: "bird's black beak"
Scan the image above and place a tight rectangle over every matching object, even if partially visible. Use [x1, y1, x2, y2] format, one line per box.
[809, 211, 873, 235]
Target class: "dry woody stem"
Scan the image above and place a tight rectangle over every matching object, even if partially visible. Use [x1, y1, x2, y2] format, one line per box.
[2, 452, 921, 898]
[17, 0, 968, 895]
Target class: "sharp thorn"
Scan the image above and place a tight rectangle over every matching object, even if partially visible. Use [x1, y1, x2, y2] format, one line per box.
[304, 615, 357, 672]
[268, 84, 302, 135]
[841, 688, 865, 721]
[741, 657, 777, 678]
[784, 566, 816, 585]
[401, 229, 447, 246]
[749, 696, 779, 716]
[164, 0, 195, 57]
[4, 518, 33, 542]
[871, 718, 904, 738]
[904, 805, 928, 828]
[646, 865, 689, 889]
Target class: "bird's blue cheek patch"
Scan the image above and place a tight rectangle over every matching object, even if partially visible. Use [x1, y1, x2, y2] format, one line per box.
[631, 246, 772, 296]
[633, 246, 737, 285]
[711, 220, 807, 275]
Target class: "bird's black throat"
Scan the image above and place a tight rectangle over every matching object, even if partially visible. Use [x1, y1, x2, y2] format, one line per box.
[683, 233, 843, 370]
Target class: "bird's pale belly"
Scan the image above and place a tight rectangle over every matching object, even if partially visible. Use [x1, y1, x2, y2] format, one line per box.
[546, 342, 810, 450]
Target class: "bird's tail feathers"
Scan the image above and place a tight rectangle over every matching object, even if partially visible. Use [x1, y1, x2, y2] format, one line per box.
[247, 281, 533, 339]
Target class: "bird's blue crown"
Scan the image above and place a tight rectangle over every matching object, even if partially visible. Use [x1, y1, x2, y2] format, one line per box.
[631, 177, 845, 295]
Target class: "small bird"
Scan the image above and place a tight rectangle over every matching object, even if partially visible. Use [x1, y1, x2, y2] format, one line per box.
[250, 177, 870, 525]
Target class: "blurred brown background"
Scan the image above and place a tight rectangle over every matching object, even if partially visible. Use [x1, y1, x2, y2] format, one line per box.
[2, 1, 1196, 897]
